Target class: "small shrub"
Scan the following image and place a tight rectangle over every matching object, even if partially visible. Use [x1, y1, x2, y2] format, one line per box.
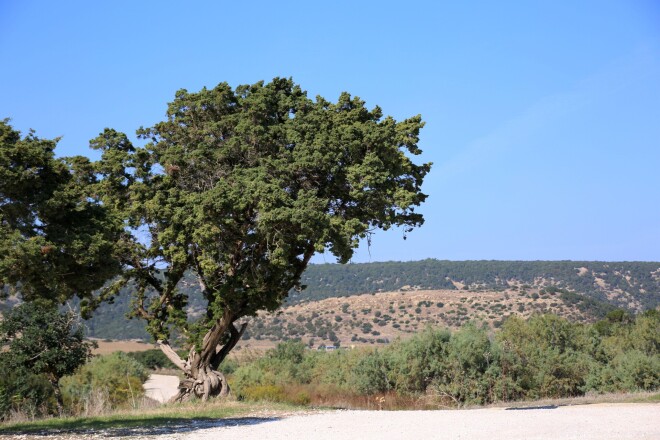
[239, 384, 286, 402]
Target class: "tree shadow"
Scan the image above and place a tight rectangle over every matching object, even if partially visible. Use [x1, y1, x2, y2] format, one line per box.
[505, 405, 559, 410]
[0, 416, 280, 437]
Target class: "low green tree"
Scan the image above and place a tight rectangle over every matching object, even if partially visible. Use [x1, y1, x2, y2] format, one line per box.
[0, 302, 95, 414]
[0, 119, 122, 415]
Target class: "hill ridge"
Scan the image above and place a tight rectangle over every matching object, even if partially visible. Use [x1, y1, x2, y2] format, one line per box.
[72, 259, 660, 341]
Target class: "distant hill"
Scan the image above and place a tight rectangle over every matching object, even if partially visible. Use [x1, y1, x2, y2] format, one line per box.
[76, 260, 660, 342]
[294, 260, 660, 309]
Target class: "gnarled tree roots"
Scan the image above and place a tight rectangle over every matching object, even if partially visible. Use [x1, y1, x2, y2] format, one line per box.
[170, 367, 230, 403]
[158, 321, 247, 403]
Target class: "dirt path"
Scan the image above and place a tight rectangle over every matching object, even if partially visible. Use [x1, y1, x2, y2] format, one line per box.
[175, 403, 659, 440]
[143, 374, 179, 403]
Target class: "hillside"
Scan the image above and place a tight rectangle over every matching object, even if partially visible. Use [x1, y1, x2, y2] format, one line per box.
[242, 284, 617, 348]
[294, 260, 660, 309]
[75, 260, 660, 342]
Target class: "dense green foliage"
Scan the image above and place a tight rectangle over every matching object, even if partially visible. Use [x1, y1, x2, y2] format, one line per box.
[0, 119, 122, 307]
[230, 312, 660, 407]
[0, 302, 95, 417]
[0, 119, 122, 418]
[0, 371, 57, 421]
[91, 78, 429, 348]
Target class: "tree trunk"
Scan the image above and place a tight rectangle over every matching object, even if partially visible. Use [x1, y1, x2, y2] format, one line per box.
[48, 376, 64, 416]
[158, 320, 247, 403]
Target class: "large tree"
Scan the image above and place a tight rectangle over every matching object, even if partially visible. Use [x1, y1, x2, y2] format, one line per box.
[92, 78, 431, 401]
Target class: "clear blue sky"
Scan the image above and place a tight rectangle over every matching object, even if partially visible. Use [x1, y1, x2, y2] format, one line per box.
[1, 1, 659, 263]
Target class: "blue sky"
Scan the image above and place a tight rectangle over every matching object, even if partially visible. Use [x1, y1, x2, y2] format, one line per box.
[1, 1, 659, 263]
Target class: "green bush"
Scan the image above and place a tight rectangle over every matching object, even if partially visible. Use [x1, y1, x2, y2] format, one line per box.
[496, 315, 595, 400]
[232, 340, 316, 396]
[424, 324, 500, 405]
[230, 313, 659, 409]
[126, 349, 173, 370]
[593, 351, 660, 392]
[351, 350, 390, 394]
[61, 352, 149, 411]
[382, 327, 450, 394]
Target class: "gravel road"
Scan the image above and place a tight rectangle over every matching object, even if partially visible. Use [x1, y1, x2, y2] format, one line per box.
[132, 375, 659, 440]
[4, 403, 658, 439]
[174, 404, 659, 440]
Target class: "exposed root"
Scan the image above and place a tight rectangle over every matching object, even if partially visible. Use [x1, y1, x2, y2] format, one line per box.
[168, 369, 231, 403]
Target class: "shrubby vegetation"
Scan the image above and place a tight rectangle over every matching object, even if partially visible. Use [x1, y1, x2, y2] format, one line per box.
[61, 352, 149, 415]
[0, 371, 57, 421]
[0, 352, 150, 421]
[1, 311, 657, 421]
[230, 311, 660, 407]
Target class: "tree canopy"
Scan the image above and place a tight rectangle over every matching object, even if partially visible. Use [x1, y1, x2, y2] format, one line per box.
[91, 77, 430, 400]
[0, 119, 122, 307]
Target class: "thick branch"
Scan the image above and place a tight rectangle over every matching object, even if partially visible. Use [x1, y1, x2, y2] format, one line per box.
[200, 308, 232, 364]
[143, 272, 164, 294]
[157, 340, 189, 373]
[211, 322, 247, 369]
[130, 257, 164, 294]
[295, 244, 316, 279]
[191, 249, 211, 298]
[133, 285, 154, 320]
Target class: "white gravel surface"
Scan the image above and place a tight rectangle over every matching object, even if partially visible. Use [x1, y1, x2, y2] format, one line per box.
[135, 374, 659, 440]
[6, 403, 658, 439]
[174, 404, 659, 440]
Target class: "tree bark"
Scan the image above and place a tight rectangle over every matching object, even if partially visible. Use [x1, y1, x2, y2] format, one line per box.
[158, 319, 246, 403]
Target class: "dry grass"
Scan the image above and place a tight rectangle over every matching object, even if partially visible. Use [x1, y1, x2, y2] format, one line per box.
[90, 339, 157, 355]
[0, 398, 305, 433]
